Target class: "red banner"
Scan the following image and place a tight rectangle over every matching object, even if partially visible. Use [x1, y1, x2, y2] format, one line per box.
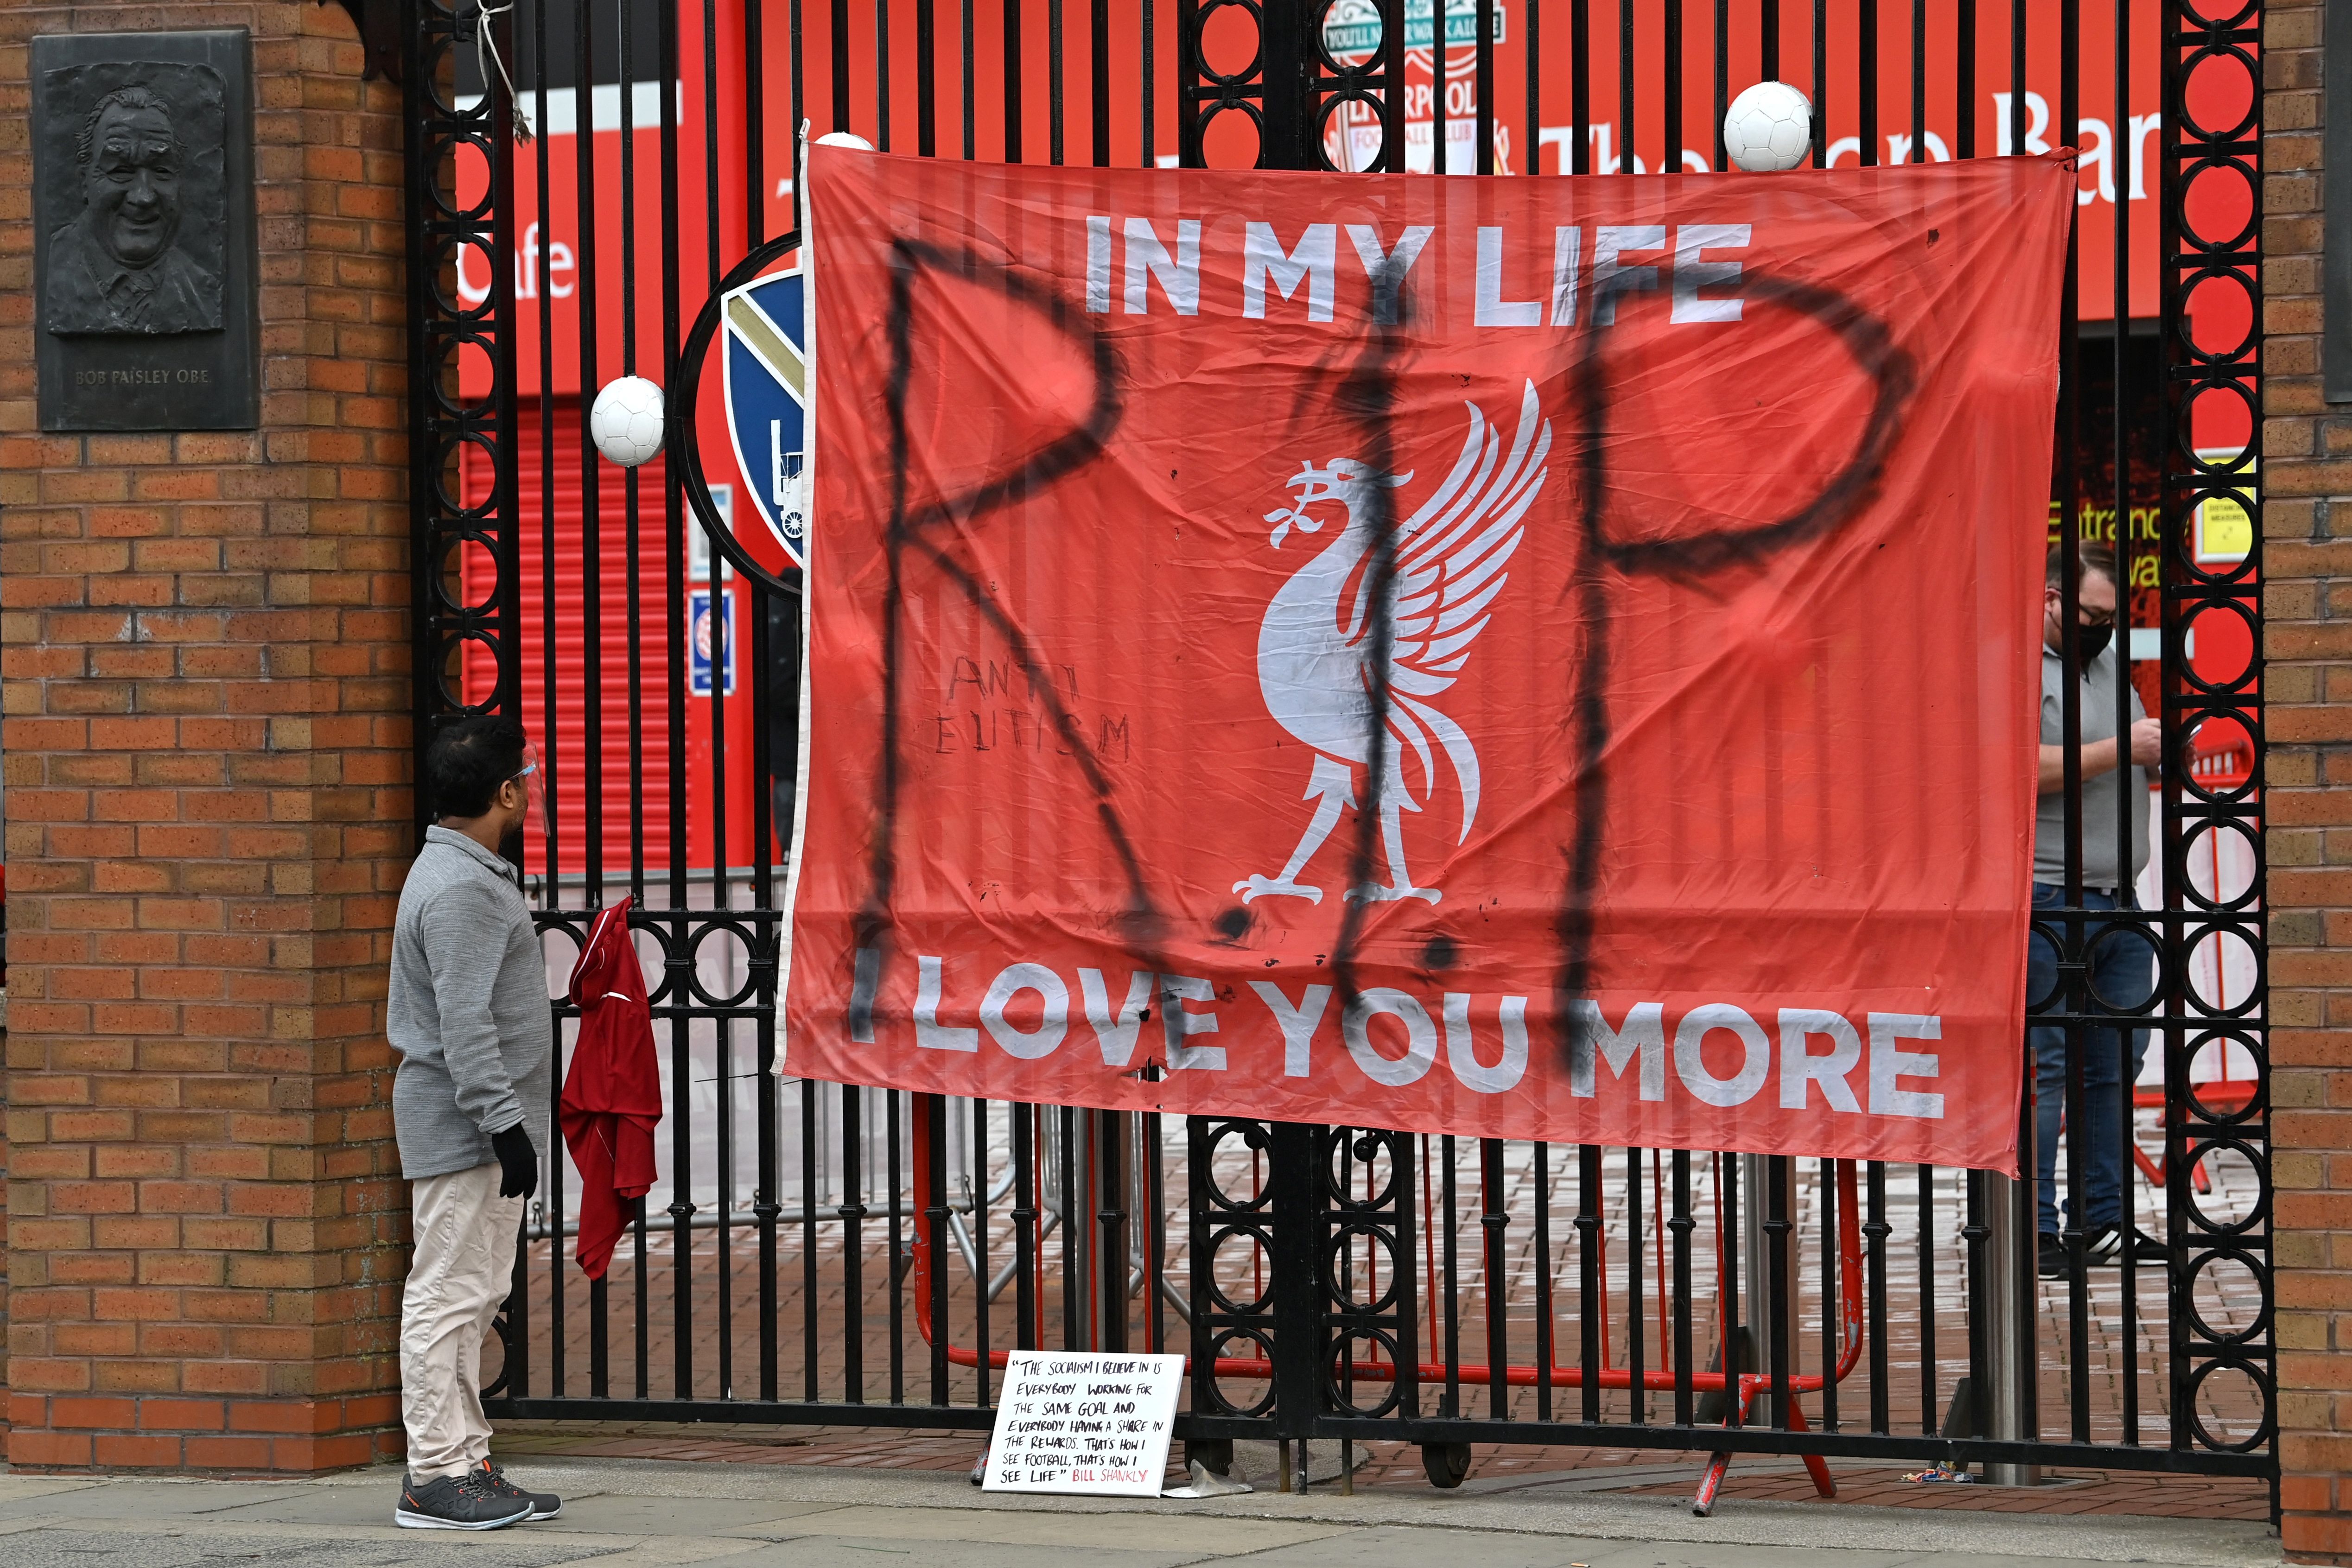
[786, 146, 2072, 1171]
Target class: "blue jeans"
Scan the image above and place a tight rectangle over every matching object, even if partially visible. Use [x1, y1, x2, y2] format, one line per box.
[2028, 884, 2154, 1236]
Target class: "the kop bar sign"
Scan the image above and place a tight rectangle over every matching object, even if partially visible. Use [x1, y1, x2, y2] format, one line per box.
[1322, 0, 1513, 175]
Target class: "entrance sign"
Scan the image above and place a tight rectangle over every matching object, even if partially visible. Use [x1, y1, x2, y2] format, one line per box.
[786, 147, 2074, 1172]
[982, 1352, 1184, 1497]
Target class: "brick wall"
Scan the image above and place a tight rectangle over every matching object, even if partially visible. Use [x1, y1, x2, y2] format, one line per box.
[0, 0, 411, 1470]
[2263, 0, 2352, 1558]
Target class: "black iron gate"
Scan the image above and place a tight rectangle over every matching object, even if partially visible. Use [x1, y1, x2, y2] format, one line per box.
[404, 0, 2271, 1496]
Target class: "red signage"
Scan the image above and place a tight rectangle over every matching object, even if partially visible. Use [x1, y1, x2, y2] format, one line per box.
[783, 147, 2073, 1170]
[464, 0, 2178, 413]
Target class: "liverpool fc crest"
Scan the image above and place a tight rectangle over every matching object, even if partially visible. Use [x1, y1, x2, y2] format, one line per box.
[1235, 379, 1551, 906]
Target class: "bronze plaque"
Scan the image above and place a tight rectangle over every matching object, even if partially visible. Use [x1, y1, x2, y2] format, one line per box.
[32, 30, 258, 431]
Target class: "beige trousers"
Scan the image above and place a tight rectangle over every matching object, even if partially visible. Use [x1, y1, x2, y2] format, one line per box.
[401, 1161, 524, 1481]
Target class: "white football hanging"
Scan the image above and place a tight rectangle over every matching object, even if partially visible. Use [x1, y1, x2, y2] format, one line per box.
[591, 375, 666, 468]
[1723, 81, 1815, 173]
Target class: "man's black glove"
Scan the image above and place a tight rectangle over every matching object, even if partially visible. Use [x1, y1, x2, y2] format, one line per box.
[490, 1124, 539, 1200]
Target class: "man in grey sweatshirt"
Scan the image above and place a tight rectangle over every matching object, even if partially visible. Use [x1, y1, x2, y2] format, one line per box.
[386, 715, 558, 1530]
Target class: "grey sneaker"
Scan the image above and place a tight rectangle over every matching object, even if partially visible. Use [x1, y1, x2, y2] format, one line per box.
[394, 1469, 533, 1530]
[477, 1458, 563, 1519]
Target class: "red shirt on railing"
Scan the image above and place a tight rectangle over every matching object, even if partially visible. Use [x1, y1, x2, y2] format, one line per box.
[560, 897, 664, 1280]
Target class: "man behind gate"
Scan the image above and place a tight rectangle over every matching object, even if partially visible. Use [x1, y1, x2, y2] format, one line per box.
[2030, 542, 2165, 1277]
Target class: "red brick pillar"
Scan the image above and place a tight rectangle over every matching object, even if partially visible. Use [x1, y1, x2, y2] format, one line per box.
[2263, 0, 2352, 1557]
[0, 0, 411, 1470]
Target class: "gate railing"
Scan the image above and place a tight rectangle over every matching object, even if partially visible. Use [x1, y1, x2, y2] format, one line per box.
[475, 1080, 2269, 1479]
[401, 0, 2271, 1496]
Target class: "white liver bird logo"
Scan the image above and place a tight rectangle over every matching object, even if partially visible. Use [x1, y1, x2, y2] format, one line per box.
[1234, 379, 1552, 906]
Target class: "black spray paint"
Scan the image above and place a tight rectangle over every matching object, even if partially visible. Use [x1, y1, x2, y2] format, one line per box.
[857, 232, 1915, 1088]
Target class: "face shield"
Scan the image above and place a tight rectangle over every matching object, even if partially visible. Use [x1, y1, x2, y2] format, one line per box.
[511, 743, 549, 836]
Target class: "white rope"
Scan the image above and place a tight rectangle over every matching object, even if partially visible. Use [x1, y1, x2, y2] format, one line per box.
[474, 0, 534, 142]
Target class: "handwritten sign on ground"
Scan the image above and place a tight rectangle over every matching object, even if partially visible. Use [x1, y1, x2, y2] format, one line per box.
[981, 1350, 1184, 1497]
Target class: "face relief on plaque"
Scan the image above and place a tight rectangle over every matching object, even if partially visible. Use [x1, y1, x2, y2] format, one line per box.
[31, 32, 258, 431]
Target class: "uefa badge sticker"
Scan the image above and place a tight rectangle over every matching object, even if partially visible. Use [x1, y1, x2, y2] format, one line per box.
[720, 268, 809, 565]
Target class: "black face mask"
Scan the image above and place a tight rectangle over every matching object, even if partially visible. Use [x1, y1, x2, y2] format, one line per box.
[497, 825, 527, 865]
[2074, 623, 2113, 662]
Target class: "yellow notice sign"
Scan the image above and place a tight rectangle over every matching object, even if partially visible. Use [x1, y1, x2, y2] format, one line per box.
[2199, 492, 2253, 561]
[2194, 452, 2255, 564]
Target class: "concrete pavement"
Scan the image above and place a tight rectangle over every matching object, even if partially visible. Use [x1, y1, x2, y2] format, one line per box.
[0, 1454, 2279, 1568]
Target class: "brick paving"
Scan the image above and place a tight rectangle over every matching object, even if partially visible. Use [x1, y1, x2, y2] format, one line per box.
[1609, 1461, 2269, 1519]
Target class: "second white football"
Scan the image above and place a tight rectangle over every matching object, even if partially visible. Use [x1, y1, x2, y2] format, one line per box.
[1723, 81, 1814, 172]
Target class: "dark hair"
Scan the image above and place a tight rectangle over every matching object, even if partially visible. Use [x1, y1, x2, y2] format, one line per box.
[427, 715, 528, 821]
[2045, 540, 2119, 590]
[78, 86, 177, 171]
